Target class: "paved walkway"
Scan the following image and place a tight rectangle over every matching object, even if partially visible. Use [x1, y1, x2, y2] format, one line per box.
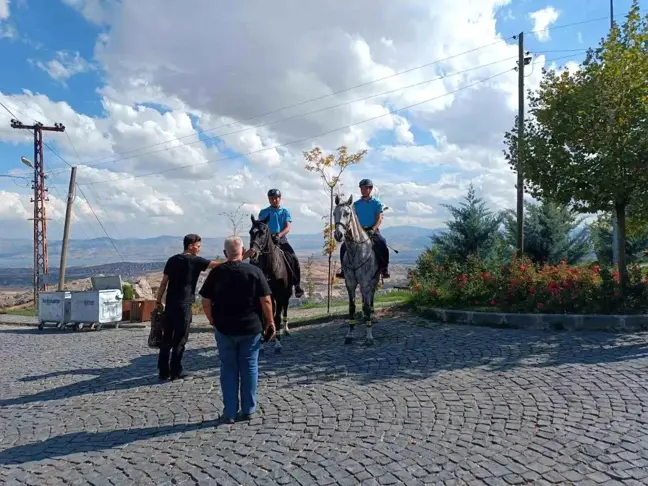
[1, 315, 648, 485]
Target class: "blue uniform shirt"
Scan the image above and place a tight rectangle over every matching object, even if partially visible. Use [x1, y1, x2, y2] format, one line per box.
[354, 196, 383, 228]
[258, 206, 292, 234]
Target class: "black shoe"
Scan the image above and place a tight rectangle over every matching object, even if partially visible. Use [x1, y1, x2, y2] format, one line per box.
[238, 412, 256, 421]
[158, 373, 169, 381]
[294, 285, 304, 298]
[336, 271, 344, 279]
[170, 372, 190, 381]
[381, 268, 390, 279]
[219, 416, 235, 425]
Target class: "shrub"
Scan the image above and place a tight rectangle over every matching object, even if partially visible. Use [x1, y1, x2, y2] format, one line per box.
[122, 283, 135, 301]
[410, 254, 648, 315]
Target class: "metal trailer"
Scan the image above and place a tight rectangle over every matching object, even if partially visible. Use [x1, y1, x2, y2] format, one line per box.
[68, 275, 124, 331]
[37, 291, 72, 330]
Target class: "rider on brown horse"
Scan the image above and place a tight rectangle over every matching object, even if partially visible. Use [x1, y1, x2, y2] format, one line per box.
[258, 189, 305, 298]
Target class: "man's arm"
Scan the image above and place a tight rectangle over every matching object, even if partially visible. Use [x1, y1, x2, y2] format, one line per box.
[198, 271, 215, 326]
[372, 212, 384, 231]
[207, 260, 222, 269]
[372, 200, 384, 231]
[156, 274, 169, 307]
[278, 221, 291, 239]
[202, 297, 214, 326]
[256, 269, 275, 339]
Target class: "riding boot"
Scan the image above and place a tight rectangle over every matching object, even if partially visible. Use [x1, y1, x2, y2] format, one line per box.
[381, 267, 390, 278]
[294, 285, 304, 298]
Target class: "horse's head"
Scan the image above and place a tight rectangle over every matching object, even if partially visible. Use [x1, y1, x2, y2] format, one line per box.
[333, 194, 353, 243]
[249, 214, 271, 259]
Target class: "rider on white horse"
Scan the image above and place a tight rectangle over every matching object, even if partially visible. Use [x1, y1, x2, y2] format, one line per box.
[336, 179, 390, 279]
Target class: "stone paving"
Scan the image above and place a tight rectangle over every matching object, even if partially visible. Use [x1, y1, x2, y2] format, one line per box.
[2, 315, 648, 485]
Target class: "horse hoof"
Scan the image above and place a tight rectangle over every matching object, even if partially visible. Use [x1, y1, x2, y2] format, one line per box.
[366, 339, 375, 346]
[274, 347, 282, 354]
[283, 330, 291, 337]
[344, 337, 353, 345]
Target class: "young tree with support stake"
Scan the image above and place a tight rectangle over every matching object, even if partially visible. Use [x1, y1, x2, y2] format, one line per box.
[503, 0, 648, 290]
[304, 146, 366, 313]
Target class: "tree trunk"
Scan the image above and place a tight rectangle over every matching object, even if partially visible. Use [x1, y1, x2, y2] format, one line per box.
[327, 187, 333, 314]
[615, 202, 628, 291]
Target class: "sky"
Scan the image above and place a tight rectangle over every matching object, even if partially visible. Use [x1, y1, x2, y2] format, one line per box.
[0, 0, 638, 243]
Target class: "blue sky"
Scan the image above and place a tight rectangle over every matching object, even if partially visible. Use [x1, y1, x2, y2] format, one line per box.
[0, 0, 642, 240]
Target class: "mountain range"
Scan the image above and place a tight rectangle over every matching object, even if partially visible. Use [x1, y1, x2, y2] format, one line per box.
[0, 226, 439, 287]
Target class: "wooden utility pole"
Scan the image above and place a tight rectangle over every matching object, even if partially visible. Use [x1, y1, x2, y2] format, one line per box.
[610, 0, 620, 266]
[516, 31, 525, 257]
[10, 120, 65, 306]
[58, 166, 77, 291]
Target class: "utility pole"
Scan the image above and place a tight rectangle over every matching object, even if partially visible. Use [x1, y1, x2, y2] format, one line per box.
[515, 33, 532, 258]
[58, 166, 77, 291]
[10, 119, 66, 307]
[610, 0, 620, 266]
[516, 32, 525, 257]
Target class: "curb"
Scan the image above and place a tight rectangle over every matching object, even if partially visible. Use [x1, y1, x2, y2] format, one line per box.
[415, 306, 648, 333]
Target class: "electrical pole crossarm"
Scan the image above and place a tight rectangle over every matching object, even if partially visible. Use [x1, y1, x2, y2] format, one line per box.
[10, 119, 66, 132]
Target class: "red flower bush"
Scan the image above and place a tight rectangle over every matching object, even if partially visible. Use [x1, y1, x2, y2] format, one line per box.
[410, 254, 648, 315]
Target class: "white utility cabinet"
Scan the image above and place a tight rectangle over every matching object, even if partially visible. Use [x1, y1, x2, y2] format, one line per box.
[38, 291, 71, 330]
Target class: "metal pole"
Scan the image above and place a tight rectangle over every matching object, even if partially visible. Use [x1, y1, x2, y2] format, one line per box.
[58, 167, 77, 291]
[610, 0, 620, 266]
[516, 31, 525, 257]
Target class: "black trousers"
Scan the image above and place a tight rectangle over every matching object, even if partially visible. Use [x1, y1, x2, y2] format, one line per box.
[158, 303, 192, 377]
[279, 241, 301, 285]
[339, 230, 389, 269]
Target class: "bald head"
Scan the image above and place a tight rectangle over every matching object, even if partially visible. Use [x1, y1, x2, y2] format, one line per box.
[224, 235, 244, 261]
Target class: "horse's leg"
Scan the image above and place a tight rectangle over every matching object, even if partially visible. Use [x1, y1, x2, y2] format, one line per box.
[344, 280, 357, 345]
[283, 294, 290, 336]
[361, 282, 376, 346]
[273, 296, 283, 354]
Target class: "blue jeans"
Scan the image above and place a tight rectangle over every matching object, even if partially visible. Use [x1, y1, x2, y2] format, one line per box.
[214, 331, 261, 419]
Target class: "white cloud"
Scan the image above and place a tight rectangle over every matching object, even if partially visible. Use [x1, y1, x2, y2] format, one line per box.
[529, 7, 560, 42]
[0, 0, 9, 20]
[32, 51, 93, 83]
[1, 0, 573, 240]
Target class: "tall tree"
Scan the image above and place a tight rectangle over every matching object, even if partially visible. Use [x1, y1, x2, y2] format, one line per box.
[590, 213, 648, 264]
[431, 184, 504, 263]
[304, 145, 366, 313]
[504, 0, 648, 288]
[503, 201, 590, 264]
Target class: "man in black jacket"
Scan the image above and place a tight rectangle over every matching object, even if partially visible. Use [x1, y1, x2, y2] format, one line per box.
[200, 235, 275, 423]
[155, 234, 220, 380]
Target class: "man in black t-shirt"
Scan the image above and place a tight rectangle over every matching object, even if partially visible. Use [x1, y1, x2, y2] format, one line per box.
[155, 233, 221, 380]
[199, 235, 275, 423]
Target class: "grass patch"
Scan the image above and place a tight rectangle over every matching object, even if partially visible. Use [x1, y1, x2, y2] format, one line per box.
[0, 308, 37, 317]
[300, 290, 412, 310]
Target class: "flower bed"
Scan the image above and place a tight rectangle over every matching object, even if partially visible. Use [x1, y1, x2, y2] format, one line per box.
[409, 255, 648, 315]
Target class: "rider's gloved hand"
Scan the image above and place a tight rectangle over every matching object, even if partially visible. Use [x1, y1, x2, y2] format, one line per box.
[271, 233, 280, 244]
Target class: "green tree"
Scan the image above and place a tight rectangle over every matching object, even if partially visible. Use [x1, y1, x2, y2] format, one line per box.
[503, 201, 590, 265]
[430, 184, 505, 263]
[504, 0, 648, 288]
[590, 213, 648, 264]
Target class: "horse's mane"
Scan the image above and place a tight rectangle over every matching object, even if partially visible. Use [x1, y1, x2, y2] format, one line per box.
[347, 203, 371, 245]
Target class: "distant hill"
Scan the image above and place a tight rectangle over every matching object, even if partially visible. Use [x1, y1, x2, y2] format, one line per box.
[0, 226, 440, 286]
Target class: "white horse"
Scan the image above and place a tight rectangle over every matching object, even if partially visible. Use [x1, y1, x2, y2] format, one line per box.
[333, 194, 381, 345]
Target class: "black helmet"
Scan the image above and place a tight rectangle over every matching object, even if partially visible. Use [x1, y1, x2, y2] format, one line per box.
[267, 189, 281, 198]
[359, 179, 373, 188]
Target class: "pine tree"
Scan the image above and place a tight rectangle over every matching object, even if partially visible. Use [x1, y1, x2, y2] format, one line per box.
[590, 214, 648, 264]
[503, 201, 590, 265]
[430, 184, 504, 263]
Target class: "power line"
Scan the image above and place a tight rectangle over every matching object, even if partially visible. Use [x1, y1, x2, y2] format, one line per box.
[57, 54, 524, 173]
[78, 52, 582, 187]
[74, 183, 125, 262]
[81, 69, 515, 186]
[49, 14, 606, 171]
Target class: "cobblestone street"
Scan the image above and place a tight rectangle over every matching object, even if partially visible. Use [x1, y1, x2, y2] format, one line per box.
[2, 315, 648, 485]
